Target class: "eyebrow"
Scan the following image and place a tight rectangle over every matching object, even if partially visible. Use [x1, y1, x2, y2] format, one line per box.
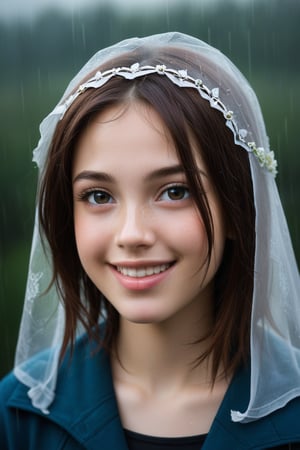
[73, 170, 114, 184]
[146, 164, 186, 181]
[73, 164, 205, 184]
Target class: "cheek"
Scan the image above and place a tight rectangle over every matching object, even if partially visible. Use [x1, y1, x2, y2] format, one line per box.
[73, 212, 107, 267]
[182, 203, 226, 276]
[173, 211, 208, 257]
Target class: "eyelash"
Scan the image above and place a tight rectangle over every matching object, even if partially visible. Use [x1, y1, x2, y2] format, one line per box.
[76, 183, 190, 206]
[77, 188, 114, 205]
[158, 184, 190, 202]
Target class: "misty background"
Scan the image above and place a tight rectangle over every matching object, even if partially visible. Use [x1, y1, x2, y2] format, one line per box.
[0, 0, 299, 377]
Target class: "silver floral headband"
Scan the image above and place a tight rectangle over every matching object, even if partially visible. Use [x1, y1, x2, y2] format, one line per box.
[53, 63, 277, 176]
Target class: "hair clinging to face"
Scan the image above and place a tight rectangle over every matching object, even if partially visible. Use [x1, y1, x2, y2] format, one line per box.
[39, 48, 255, 382]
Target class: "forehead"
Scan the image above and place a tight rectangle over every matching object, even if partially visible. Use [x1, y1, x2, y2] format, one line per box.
[72, 102, 180, 175]
[72, 100, 206, 177]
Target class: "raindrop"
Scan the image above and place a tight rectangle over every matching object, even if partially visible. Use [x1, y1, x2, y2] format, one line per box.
[247, 30, 252, 79]
[284, 117, 288, 144]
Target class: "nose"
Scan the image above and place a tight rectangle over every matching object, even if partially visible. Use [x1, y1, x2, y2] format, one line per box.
[114, 203, 155, 249]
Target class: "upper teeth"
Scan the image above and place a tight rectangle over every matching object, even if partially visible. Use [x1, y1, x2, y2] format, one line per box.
[117, 264, 171, 277]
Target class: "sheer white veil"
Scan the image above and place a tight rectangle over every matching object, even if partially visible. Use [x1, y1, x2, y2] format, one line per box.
[14, 32, 300, 422]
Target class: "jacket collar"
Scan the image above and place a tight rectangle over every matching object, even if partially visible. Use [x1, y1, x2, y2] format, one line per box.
[203, 366, 275, 449]
[204, 365, 300, 449]
[8, 335, 300, 449]
[8, 337, 129, 449]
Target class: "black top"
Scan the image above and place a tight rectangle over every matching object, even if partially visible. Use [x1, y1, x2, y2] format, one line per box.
[124, 429, 300, 450]
[124, 429, 207, 450]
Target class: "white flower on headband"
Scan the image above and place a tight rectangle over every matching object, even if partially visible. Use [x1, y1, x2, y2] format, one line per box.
[250, 143, 278, 176]
[156, 64, 166, 74]
[130, 63, 140, 72]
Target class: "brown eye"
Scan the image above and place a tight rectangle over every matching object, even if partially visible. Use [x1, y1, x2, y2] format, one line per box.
[87, 190, 112, 204]
[160, 185, 190, 201]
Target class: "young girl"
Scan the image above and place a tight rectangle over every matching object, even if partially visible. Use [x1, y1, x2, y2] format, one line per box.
[0, 32, 299, 449]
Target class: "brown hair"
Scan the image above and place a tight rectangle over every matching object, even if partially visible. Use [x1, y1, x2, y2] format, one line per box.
[39, 48, 255, 382]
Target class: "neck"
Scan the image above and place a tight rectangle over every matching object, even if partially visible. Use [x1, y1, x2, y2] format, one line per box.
[112, 300, 215, 394]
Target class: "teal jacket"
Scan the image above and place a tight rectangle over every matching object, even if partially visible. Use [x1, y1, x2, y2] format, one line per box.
[1, 334, 300, 449]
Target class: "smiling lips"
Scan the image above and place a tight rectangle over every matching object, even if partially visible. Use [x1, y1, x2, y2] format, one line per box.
[111, 262, 174, 291]
[116, 263, 171, 278]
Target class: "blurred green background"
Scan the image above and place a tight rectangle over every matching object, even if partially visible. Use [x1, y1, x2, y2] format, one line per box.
[0, 0, 299, 378]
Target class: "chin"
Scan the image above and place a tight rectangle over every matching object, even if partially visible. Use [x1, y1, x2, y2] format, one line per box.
[121, 308, 169, 325]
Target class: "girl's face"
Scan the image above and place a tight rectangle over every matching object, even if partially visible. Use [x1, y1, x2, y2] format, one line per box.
[72, 101, 226, 325]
